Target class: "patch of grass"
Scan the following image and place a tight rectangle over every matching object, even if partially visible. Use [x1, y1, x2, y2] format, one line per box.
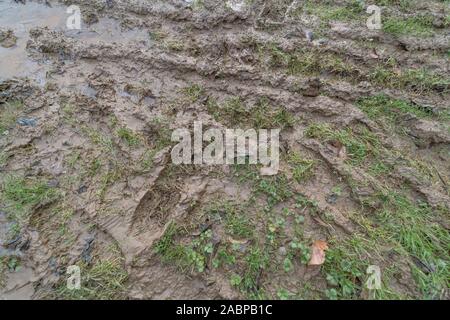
[116, 127, 141, 147]
[1, 176, 59, 209]
[289, 239, 312, 265]
[182, 84, 205, 103]
[287, 151, 316, 183]
[305, 123, 381, 165]
[208, 201, 254, 239]
[256, 174, 293, 207]
[140, 149, 157, 171]
[240, 246, 269, 297]
[263, 45, 447, 93]
[1, 175, 60, 237]
[154, 223, 214, 273]
[230, 273, 242, 287]
[356, 94, 443, 123]
[303, 0, 364, 23]
[252, 97, 296, 129]
[0, 100, 23, 134]
[65, 151, 81, 169]
[88, 158, 102, 177]
[208, 96, 296, 129]
[55, 250, 127, 300]
[213, 247, 236, 269]
[376, 193, 450, 299]
[261, 42, 290, 68]
[402, 155, 445, 186]
[323, 242, 367, 299]
[149, 30, 167, 41]
[266, 215, 287, 247]
[209, 97, 246, 126]
[322, 232, 405, 300]
[369, 66, 449, 93]
[368, 160, 393, 177]
[287, 50, 360, 79]
[376, 0, 412, 10]
[277, 288, 292, 300]
[0, 151, 8, 168]
[383, 16, 434, 37]
[154, 222, 180, 259]
[82, 126, 114, 152]
[231, 158, 260, 181]
[164, 39, 184, 51]
[190, 0, 204, 10]
[97, 167, 124, 200]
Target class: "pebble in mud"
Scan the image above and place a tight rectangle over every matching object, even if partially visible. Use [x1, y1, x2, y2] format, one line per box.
[81, 235, 95, 265]
[304, 30, 314, 42]
[77, 185, 88, 194]
[17, 118, 37, 127]
[326, 193, 338, 204]
[105, 0, 115, 9]
[47, 179, 60, 188]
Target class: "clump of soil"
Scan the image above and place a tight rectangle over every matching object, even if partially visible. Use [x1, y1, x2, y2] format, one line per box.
[0, 29, 17, 48]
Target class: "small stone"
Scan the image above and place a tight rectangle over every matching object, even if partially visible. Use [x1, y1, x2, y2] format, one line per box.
[326, 193, 338, 204]
[77, 185, 88, 194]
[278, 246, 287, 256]
[17, 118, 37, 127]
[305, 30, 314, 42]
[47, 179, 59, 188]
[106, 0, 115, 9]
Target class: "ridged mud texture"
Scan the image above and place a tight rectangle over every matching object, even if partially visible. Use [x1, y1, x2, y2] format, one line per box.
[0, 0, 449, 300]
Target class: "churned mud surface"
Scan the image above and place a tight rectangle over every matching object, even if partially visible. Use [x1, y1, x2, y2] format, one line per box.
[0, 0, 449, 300]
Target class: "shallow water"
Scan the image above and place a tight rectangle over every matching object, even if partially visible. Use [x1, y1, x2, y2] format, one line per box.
[0, 0, 67, 82]
[0, 0, 151, 83]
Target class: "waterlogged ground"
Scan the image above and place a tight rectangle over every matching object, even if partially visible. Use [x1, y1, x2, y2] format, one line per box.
[0, 0, 449, 300]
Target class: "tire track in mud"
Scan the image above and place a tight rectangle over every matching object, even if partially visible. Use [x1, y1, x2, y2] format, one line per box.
[1, 0, 449, 299]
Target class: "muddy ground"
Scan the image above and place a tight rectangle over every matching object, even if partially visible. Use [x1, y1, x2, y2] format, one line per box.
[0, 0, 449, 300]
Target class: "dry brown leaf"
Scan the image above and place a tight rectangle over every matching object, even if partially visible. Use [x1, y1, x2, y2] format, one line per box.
[308, 240, 329, 266]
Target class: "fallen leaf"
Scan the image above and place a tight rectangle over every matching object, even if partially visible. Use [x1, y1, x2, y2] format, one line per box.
[308, 240, 329, 266]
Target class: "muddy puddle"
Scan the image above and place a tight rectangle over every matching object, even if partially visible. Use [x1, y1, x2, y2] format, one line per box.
[0, 0, 151, 84]
[0, 0, 66, 82]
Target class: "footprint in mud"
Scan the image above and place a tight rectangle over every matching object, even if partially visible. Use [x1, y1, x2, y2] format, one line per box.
[131, 183, 181, 236]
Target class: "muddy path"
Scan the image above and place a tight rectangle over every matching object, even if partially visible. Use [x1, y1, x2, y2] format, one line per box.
[0, 0, 449, 300]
